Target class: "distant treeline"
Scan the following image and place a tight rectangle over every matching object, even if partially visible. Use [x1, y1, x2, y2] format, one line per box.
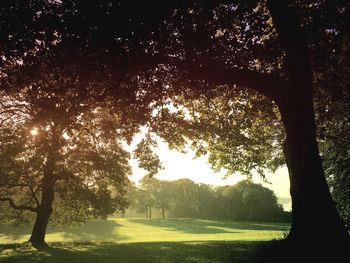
[126, 177, 291, 223]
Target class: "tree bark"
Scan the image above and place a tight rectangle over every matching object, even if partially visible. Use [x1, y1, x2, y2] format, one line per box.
[28, 162, 55, 247]
[28, 174, 55, 247]
[267, 0, 349, 247]
[28, 133, 58, 247]
[277, 90, 349, 247]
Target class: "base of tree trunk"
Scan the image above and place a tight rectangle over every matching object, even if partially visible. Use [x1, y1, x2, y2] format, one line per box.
[27, 239, 49, 249]
[255, 237, 350, 263]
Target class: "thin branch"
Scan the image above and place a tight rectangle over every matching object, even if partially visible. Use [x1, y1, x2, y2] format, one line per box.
[0, 183, 40, 207]
[0, 197, 38, 212]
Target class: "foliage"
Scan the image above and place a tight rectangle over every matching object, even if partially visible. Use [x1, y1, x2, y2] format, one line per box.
[316, 72, 350, 230]
[1, 0, 349, 242]
[156, 86, 285, 178]
[308, 0, 350, 230]
[0, 1, 286, 179]
[130, 177, 290, 223]
[133, 135, 163, 177]
[217, 181, 287, 222]
[0, 55, 139, 226]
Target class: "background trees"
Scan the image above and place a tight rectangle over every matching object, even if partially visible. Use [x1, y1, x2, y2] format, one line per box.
[130, 176, 289, 223]
[317, 75, 350, 230]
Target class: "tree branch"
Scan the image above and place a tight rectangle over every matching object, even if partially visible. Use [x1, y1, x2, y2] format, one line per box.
[0, 197, 38, 212]
[127, 55, 289, 105]
[174, 60, 290, 105]
[0, 183, 40, 207]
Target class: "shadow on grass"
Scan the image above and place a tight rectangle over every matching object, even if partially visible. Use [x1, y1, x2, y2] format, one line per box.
[2, 239, 347, 263]
[0, 241, 268, 263]
[58, 219, 128, 242]
[0, 219, 128, 243]
[128, 218, 290, 234]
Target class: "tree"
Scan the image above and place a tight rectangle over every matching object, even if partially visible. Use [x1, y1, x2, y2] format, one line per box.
[152, 0, 349, 247]
[209, 182, 289, 223]
[231, 180, 285, 222]
[135, 178, 173, 219]
[0, 55, 148, 246]
[139, 176, 159, 219]
[153, 180, 172, 218]
[196, 184, 216, 220]
[1, 0, 349, 250]
[134, 189, 151, 219]
[167, 179, 200, 218]
[213, 186, 233, 220]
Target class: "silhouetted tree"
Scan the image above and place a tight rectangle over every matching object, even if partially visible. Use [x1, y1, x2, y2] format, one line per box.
[0, 55, 153, 246]
[1, 0, 349, 250]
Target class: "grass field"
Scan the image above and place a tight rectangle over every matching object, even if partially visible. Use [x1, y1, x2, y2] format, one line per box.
[0, 218, 290, 263]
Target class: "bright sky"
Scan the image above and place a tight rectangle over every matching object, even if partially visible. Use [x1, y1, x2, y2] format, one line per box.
[124, 130, 292, 211]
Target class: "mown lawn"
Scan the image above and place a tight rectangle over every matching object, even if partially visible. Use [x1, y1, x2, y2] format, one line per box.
[0, 218, 290, 263]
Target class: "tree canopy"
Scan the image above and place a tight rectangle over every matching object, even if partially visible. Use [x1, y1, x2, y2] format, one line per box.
[1, 0, 349, 252]
[128, 176, 289, 223]
[0, 53, 163, 245]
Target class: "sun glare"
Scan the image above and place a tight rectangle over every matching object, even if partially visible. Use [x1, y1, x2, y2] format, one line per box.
[30, 128, 39, 136]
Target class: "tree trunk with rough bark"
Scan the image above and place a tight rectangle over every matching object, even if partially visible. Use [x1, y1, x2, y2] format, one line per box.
[28, 134, 58, 247]
[278, 92, 349, 247]
[28, 174, 55, 247]
[268, 0, 349, 250]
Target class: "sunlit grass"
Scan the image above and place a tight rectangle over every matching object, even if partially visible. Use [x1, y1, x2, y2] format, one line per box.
[0, 218, 290, 262]
[0, 218, 289, 244]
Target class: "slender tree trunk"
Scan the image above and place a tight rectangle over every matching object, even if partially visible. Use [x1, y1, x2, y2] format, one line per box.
[28, 174, 55, 247]
[28, 137, 58, 247]
[145, 210, 148, 218]
[149, 206, 152, 219]
[161, 207, 165, 218]
[28, 205, 52, 247]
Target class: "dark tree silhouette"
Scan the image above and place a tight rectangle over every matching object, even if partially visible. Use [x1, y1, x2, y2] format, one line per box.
[1, 0, 349, 253]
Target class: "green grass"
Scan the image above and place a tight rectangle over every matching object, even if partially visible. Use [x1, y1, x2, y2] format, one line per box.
[0, 218, 290, 263]
[0, 218, 290, 244]
[0, 241, 279, 263]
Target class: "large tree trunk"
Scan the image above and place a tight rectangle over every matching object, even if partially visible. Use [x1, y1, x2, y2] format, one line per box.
[279, 93, 349, 247]
[267, 0, 349, 249]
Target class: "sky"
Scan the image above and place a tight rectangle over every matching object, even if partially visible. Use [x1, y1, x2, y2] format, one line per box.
[124, 130, 292, 211]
